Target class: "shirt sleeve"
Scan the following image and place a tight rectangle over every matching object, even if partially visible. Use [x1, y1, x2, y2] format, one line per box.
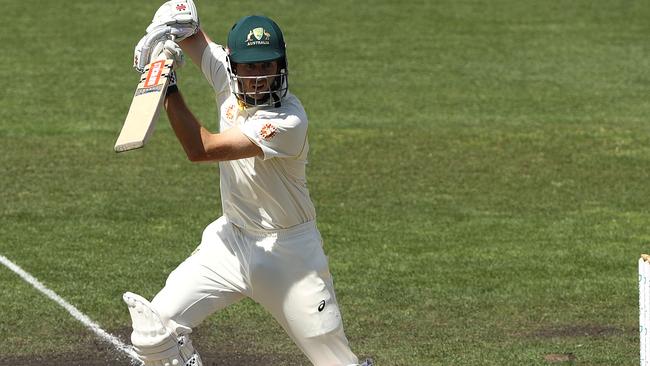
[239, 112, 308, 160]
[200, 42, 230, 96]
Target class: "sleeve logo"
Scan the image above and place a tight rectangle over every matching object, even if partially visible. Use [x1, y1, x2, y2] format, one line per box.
[259, 123, 277, 141]
[225, 104, 235, 122]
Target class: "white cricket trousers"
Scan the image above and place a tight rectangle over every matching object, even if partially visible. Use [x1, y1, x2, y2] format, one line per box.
[151, 216, 359, 366]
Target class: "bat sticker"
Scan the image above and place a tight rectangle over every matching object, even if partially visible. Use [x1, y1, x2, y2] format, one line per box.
[143, 60, 166, 88]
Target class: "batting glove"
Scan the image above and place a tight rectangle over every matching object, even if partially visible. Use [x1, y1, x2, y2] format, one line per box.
[146, 0, 199, 42]
[152, 40, 185, 69]
[133, 27, 172, 73]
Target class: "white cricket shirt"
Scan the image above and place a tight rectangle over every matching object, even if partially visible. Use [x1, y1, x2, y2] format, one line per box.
[200, 42, 316, 230]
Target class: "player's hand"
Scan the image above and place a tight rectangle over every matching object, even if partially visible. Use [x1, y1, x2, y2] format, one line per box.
[152, 40, 185, 69]
[133, 35, 147, 72]
[133, 0, 198, 72]
[133, 27, 171, 72]
[146, 0, 199, 42]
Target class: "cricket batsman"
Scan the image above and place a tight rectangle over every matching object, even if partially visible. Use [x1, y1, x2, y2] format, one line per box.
[122, 1, 373, 365]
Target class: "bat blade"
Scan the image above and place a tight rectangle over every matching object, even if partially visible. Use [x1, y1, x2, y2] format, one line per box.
[114, 59, 174, 153]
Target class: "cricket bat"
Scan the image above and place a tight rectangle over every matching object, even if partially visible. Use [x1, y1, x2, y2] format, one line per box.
[114, 57, 174, 152]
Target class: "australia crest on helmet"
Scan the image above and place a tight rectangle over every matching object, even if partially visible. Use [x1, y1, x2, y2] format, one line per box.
[246, 27, 271, 46]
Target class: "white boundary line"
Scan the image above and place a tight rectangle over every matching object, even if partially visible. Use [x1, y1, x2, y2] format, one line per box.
[0, 254, 142, 364]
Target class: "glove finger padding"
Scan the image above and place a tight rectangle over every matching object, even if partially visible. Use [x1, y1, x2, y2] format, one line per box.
[133, 27, 174, 73]
[146, 0, 199, 41]
[133, 36, 147, 72]
[133, 0, 198, 72]
[152, 40, 185, 69]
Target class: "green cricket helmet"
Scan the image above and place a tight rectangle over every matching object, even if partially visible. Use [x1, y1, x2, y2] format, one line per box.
[226, 15, 288, 107]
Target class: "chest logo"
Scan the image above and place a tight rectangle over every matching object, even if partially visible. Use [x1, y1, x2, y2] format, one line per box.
[260, 123, 277, 141]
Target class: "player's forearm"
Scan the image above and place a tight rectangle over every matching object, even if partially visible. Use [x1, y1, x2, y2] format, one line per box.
[178, 29, 211, 68]
[164, 92, 214, 162]
[164, 93, 262, 162]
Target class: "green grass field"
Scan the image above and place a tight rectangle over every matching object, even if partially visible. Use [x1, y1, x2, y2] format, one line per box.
[1, 0, 649, 365]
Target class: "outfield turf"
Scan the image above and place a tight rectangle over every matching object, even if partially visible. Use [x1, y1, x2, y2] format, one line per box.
[1, 0, 649, 365]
